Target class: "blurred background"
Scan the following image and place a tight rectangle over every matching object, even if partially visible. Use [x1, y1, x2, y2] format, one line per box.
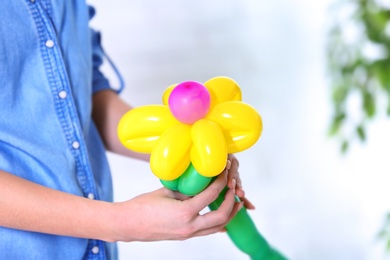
[89, 0, 390, 259]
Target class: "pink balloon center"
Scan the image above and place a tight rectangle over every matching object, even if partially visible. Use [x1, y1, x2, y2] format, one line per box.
[168, 81, 211, 124]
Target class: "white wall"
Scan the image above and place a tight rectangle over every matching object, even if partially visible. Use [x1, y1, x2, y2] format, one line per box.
[90, 1, 390, 259]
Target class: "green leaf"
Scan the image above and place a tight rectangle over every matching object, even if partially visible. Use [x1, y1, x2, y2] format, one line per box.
[332, 86, 349, 103]
[329, 112, 346, 136]
[356, 125, 366, 141]
[387, 103, 390, 116]
[361, 9, 390, 43]
[362, 91, 376, 118]
[341, 140, 349, 153]
[371, 59, 390, 92]
[386, 238, 390, 252]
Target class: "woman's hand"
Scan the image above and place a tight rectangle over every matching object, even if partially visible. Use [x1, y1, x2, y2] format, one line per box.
[109, 169, 243, 242]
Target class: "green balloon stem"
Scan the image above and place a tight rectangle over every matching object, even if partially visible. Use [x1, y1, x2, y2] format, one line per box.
[209, 187, 287, 260]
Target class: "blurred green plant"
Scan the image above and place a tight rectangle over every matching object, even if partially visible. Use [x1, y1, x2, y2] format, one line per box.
[328, 0, 390, 253]
[327, 0, 390, 153]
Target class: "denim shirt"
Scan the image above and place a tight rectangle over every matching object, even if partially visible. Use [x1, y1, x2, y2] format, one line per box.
[0, 1, 119, 259]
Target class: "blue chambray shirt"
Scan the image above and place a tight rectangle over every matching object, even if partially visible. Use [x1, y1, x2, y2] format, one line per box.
[0, 1, 120, 259]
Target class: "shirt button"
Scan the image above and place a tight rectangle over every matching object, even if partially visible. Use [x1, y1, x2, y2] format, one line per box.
[30, 0, 35, 2]
[58, 91, 67, 99]
[91, 246, 99, 254]
[72, 141, 80, 149]
[45, 39, 55, 48]
[87, 193, 94, 200]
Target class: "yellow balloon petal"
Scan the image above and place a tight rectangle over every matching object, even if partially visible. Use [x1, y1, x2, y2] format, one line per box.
[190, 119, 227, 177]
[151, 124, 192, 180]
[118, 105, 180, 153]
[206, 101, 262, 153]
[162, 84, 178, 106]
[204, 76, 242, 109]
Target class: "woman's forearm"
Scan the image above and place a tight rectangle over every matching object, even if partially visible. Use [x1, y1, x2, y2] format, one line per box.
[0, 170, 117, 242]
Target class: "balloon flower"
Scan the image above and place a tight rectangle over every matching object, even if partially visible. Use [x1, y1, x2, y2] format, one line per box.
[118, 76, 286, 260]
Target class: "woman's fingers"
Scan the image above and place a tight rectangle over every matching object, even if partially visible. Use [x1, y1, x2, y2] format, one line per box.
[187, 169, 230, 213]
[190, 189, 243, 237]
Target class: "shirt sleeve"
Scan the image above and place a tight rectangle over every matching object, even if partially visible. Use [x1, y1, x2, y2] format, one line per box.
[89, 6, 124, 95]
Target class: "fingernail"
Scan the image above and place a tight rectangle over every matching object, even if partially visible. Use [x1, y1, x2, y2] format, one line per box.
[231, 179, 237, 194]
[226, 160, 231, 170]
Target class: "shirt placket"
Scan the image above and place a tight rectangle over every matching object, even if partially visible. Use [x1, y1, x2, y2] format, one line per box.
[27, 0, 106, 258]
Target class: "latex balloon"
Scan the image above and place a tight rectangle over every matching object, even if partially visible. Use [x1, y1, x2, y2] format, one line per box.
[168, 81, 211, 124]
[160, 178, 179, 191]
[162, 84, 177, 106]
[118, 105, 180, 153]
[190, 119, 227, 177]
[204, 76, 242, 109]
[150, 123, 192, 180]
[206, 101, 262, 153]
[161, 163, 212, 196]
[178, 168, 212, 196]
